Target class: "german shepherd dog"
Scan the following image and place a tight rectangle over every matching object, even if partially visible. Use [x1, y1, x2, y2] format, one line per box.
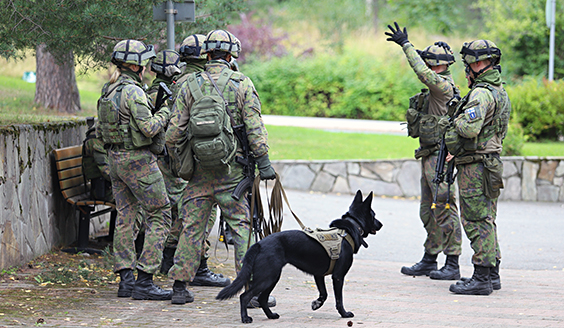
[216, 190, 383, 323]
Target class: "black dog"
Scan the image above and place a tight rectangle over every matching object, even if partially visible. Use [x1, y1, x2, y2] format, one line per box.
[216, 190, 383, 323]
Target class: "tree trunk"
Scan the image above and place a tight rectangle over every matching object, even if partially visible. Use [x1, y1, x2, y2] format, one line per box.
[35, 44, 81, 113]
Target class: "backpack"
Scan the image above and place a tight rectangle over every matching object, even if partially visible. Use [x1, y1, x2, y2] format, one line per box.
[82, 126, 113, 202]
[186, 70, 238, 168]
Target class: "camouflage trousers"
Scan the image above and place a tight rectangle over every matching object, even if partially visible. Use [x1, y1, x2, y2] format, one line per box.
[157, 156, 217, 261]
[108, 148, 172, 274]
[168, 162, 251, 282]
[420, 154, 462, 255]
[457, 161, 501, 267]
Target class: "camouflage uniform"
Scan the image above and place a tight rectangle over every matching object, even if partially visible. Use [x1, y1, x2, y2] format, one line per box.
[99, 69, 172, 275]
[452, 68, 508, 267]
[448, 40, 510, 295]
[403, 44, 462, 258]
[166, 59, 269, 282]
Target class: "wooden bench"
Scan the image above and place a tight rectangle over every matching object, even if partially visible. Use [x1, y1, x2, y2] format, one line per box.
[53, 145, 116, 254]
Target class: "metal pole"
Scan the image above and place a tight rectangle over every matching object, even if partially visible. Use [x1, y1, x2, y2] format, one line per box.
[548, 0, 556, 81]
[166, 0, 175, 50]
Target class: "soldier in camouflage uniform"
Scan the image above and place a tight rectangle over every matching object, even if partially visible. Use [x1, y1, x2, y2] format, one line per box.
[386, 23, 462, 280]
[445, 40, 510, 295]
[97, 39, 173, 301]
[148, 46, 229, 288]
[165, 29, 275, 305]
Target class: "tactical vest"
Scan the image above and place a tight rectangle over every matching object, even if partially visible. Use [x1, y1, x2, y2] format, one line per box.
[186, 69, 242, 168]
[445, 82, 510, 157]
[406, 84, 460, 149]
[97, 79, 152, 150]
[303, 227, 355, 276]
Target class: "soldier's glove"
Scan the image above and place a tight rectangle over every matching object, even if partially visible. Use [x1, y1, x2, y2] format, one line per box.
[157, 106, 171, 123]
[255, 153, 276, 180]
[385, 22, 409, 46]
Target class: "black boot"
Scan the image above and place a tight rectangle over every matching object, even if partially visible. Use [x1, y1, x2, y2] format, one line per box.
[449, 265, 493, 295]
[117, 269, 135, 298]
[171, 280, 195, 305]
[160, 247, 176, 275]
[401, 253, 437, 276]
[457, 259, 501, 290]
[189, 258, 231, 287]
[429, 255, 461, 280]
[132, 270, 173, 300]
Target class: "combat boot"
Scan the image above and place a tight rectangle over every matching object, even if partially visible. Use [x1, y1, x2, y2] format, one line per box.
[117, 269, 135, 298]
[131, 270, 173, 300]
[457, 259, 501, 290]
[449, 265, 493, 295]
[189, 258, 231, 287]
[429, 255, 461, 280]
[401, 252, 437, 276]
[171, 280, 195, 305]
[159, 247, 176, 275]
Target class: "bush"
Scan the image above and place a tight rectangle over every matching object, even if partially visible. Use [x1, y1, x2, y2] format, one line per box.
[242, 51, 422, 121]
[501, 121, 525, 156]
[506, 78, 564, 140]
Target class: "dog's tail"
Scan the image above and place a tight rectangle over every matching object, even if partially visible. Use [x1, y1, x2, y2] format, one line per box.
[216, 243, 261, 300]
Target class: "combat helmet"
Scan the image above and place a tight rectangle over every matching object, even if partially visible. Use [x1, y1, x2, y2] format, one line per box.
[417, 41, 455, 66]
[150, 50, 185, 77]
[201, 30, 241, 58]
[179, 34, 207, 60]
[111, 39, 156, 67]
[460, 40, 501, 65]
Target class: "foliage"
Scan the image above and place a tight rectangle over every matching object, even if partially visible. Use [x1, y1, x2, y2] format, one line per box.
[384, 0, 483, 35]
[506, 78, 564, 140]
[0, 0, 245, 71]
[476, 0, 564, 80]
[243, 50, 423, 121]
[228, 11, 288, 63]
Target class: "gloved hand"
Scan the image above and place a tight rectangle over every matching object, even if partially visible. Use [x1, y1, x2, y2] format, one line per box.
[255, 153, 276, 180]
[385, 22, 409, 46]
[157, 106, 171, 122]
[434, 41, 452, 51]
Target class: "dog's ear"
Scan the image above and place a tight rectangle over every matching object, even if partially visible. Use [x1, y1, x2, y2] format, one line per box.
[354, 190, 363, 204]
[363, 191, 373, 207]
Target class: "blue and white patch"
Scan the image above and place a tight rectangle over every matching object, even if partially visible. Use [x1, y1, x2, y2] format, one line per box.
[466, 108, 477, 120]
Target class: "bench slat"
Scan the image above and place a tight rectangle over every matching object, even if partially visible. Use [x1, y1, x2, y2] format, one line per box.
[53, 145, 83, 161]
[59, 176, 85, 191]
[56, 157, 83, 171]
[58, 167, 83, 180]
[62, 185, 88, 201]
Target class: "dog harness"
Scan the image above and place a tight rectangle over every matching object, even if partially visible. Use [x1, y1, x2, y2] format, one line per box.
[303, 227, 356, 276]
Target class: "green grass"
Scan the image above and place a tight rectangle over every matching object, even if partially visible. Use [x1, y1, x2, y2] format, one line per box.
[522, 141, 564, 157]
[266, 125, 419, 160]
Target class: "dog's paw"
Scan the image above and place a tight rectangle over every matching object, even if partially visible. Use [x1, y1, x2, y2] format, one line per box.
[242, 316, 253, 324]
[340, 311, 354, 318]
[267, 312, 280, 320]
[311, 300, 324, 311]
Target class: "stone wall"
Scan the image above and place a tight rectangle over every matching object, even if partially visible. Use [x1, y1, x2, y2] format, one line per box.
[0, 121, 108, 270]
[272, 157, 564, 202]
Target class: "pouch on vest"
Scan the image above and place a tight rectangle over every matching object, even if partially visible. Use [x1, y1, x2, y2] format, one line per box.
[98, 82, 132, 146]
[187, 71, 237, 168]
[419, 114, 443, 146]
[406, 89, 429, 138]
[482, 155, 504, 199]
[169, 136, 194, 181]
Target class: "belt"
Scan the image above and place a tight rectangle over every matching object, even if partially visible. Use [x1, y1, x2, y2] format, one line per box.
[455, 152, 499, 165]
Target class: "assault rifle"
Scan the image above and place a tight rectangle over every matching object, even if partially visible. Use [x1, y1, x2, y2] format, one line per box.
[231, 124, 263, 240]
[153, 82, 172, 113]
[431, 133, 456, 210]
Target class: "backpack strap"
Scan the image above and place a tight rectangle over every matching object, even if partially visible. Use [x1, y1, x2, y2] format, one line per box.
[187, 72, 205, 101]
[204, 70, 238, 128]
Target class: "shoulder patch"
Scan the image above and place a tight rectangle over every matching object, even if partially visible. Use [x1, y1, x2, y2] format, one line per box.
[466, 108, 477, 120]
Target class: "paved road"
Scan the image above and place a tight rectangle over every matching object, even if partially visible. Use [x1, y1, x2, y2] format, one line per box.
[263, 115, 406, 135]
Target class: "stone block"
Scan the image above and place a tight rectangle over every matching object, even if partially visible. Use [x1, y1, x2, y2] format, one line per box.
[332, 176, 350, 194]
[281, 164, 316, 190]
[554, 177, 563, 187]
[538, 160, 558, 182]
[359, 164, 379, 179]
[349, 175, 403, 197]
[397, 161, 421, 197]
[347, 162, 360, 175]
[323, 162, 347, 177]
[555, 161, 564, 177]
[521, 161, 538, 201]
[537, 185, 560, 202]
[311, 171, 336, 193]
[502, 160, 518, 178]
[309, 163, 322, 173]
[373, 162, 396, 183]
[500, 176, 521, 201]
